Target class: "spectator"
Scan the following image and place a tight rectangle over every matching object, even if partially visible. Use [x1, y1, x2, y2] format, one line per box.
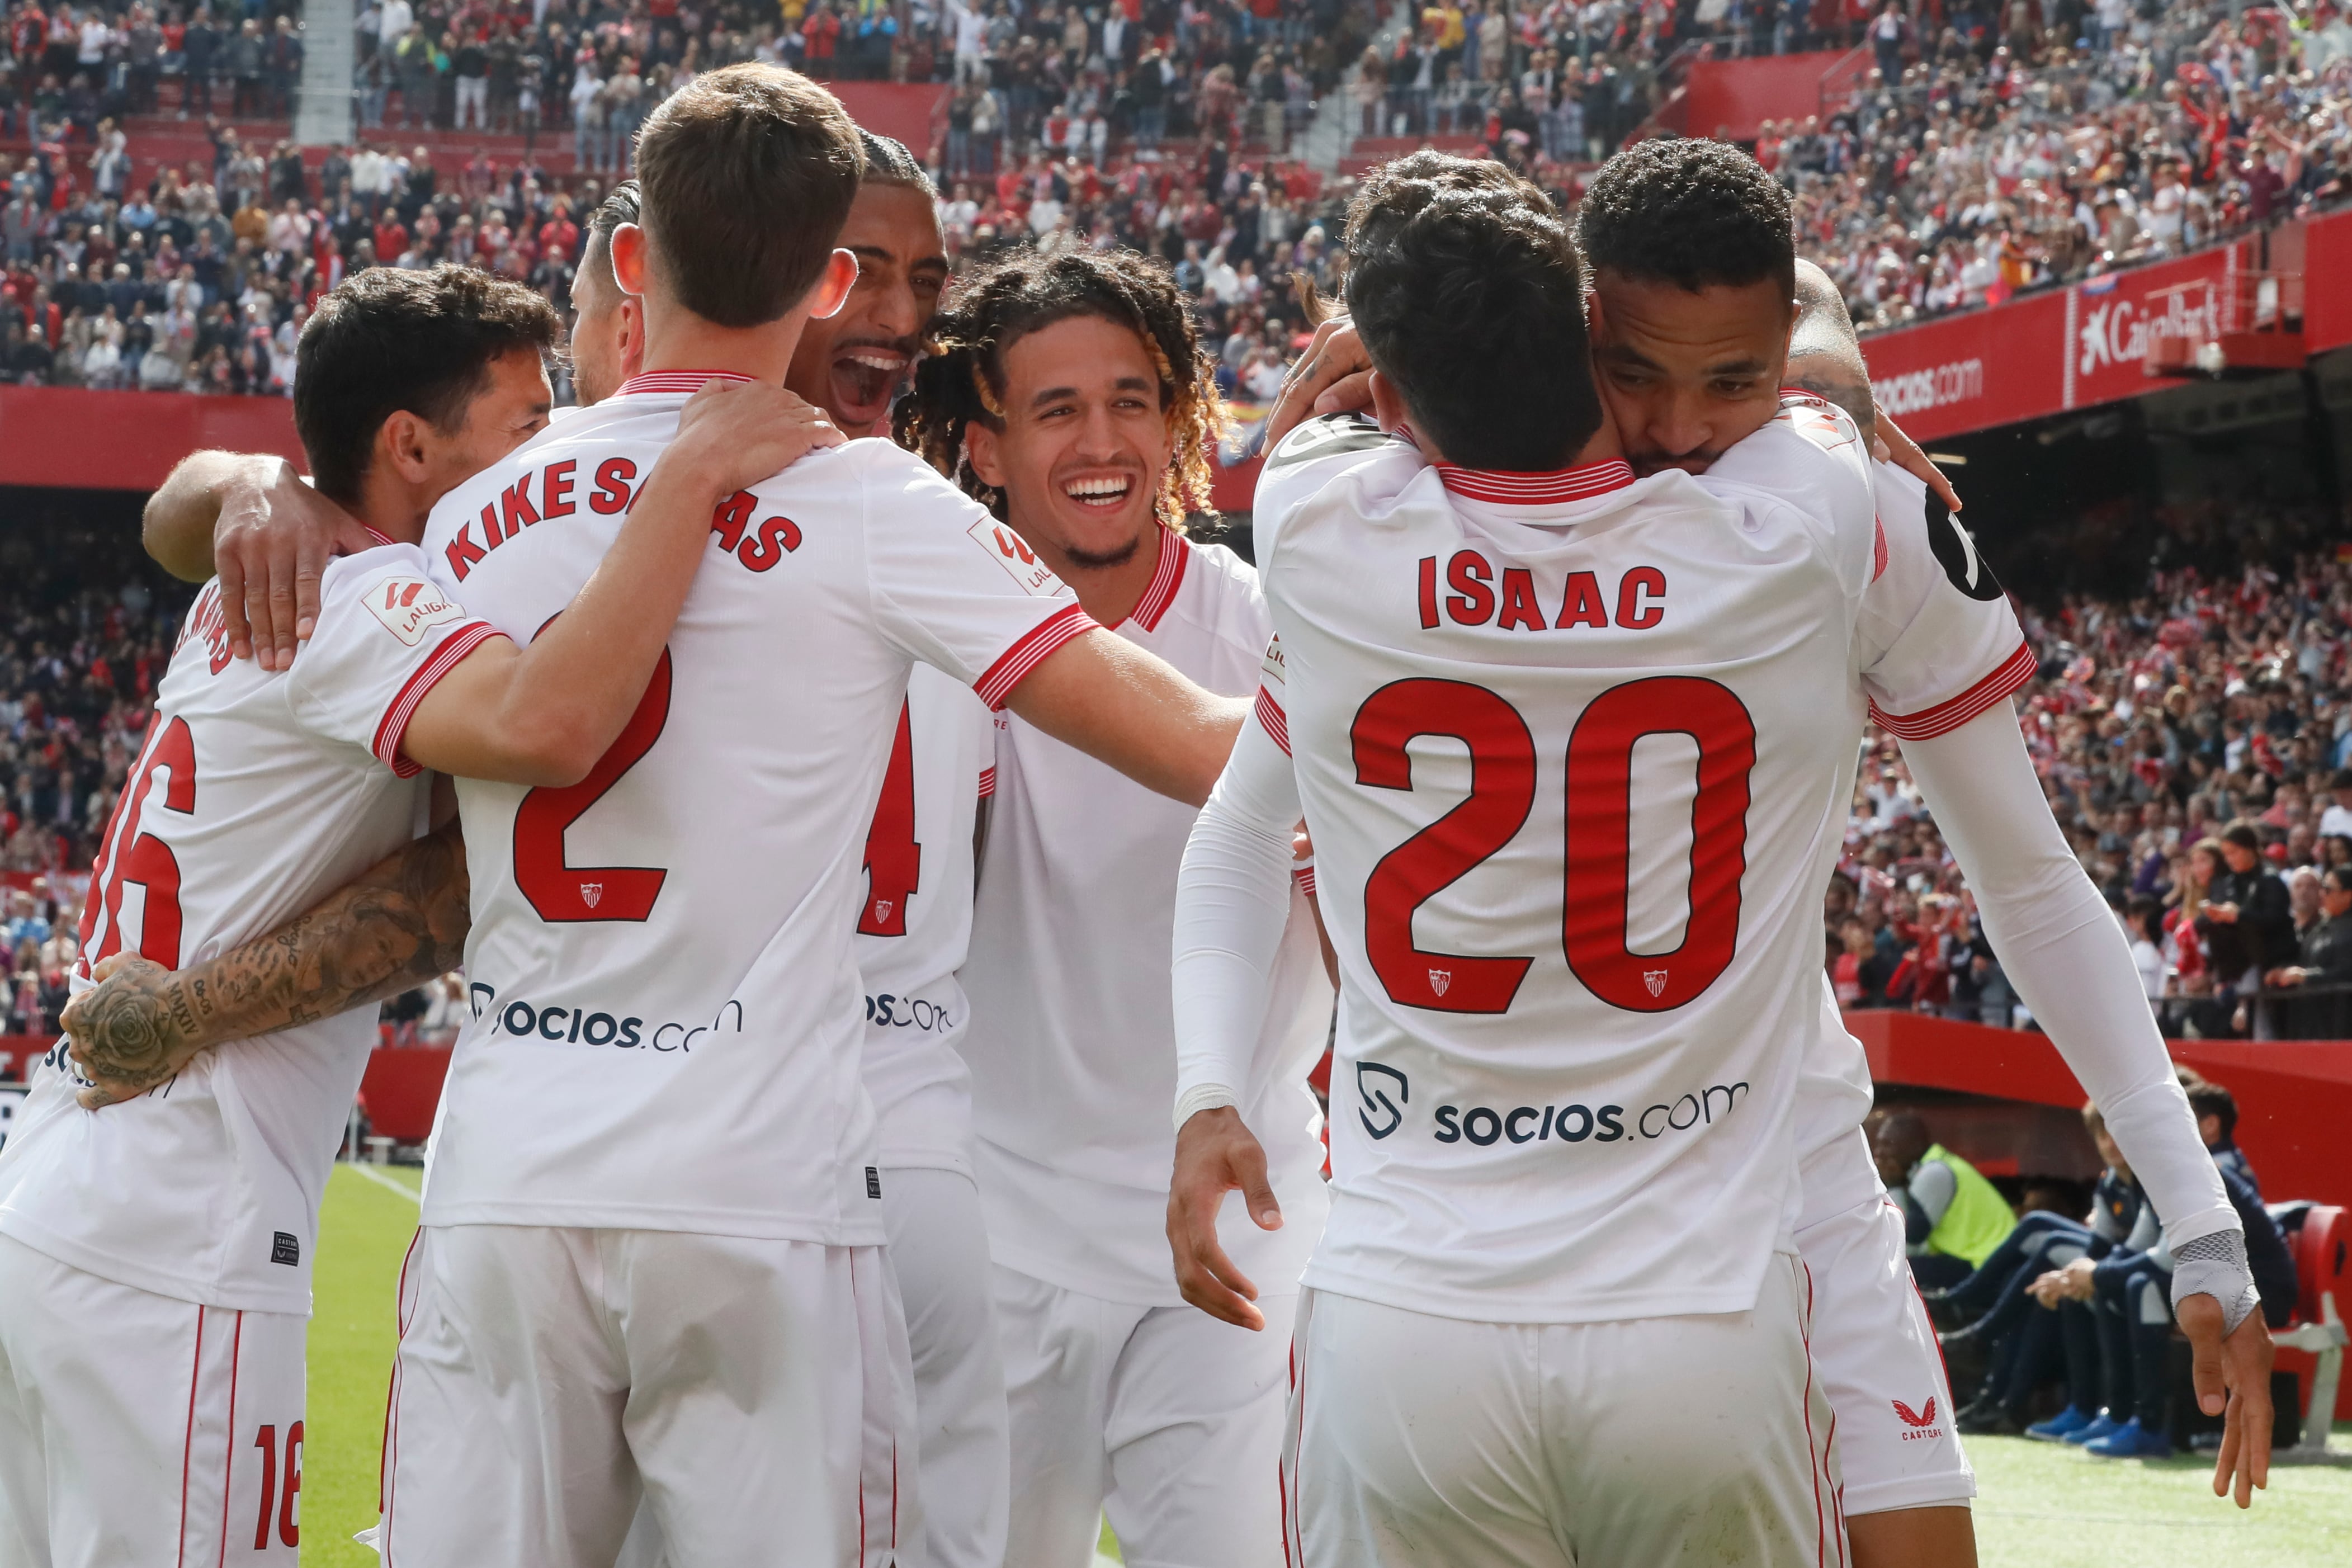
[2264, 862, 2352, 1035]
[2183, 1076, 2261, 1196]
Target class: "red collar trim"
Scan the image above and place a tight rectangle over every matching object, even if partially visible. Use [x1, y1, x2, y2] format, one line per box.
[615, 370, 758, 398]
[1433, 458, 1637, 506]
[361, 525, 394, 546]
[1125, 527, 1191, 631]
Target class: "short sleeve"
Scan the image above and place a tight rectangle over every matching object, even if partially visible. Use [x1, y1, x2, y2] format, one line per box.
[1697, 394, 1878, 577]
[1858, 462, 2034, 740]
[852, 446, 1101, 710]
[283, 544, 508, 777]
[1251, 630, 1291, 757]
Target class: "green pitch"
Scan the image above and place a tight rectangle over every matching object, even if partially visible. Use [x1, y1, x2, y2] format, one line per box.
[306, 1164, 2352, 1566]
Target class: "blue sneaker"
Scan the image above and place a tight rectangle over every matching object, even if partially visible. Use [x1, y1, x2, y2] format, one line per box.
[2063, 1412, 2121, 1446]
[2027, 1407, 2098, 1442]
[2084, 1418, 2174, 1460]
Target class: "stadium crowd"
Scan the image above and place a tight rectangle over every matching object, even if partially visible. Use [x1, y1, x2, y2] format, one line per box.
[4, 0, 2352, 386]
[1832, 500, 2352, 1039]
[0, 497, 185, 1037]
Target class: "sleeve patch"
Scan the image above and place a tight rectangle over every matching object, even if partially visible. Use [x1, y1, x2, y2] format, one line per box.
[1923, 497, 2005, 602]
[1775, 401, 1860, 453]
[966, 517, 1068, 597]
[1267, 413, 1388, 470]
[1260, 632, 1286, 686]
[363, 577, 469, 648]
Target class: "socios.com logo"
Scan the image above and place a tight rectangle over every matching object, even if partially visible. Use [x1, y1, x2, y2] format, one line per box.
[1433, 1081, 1748, 1147]
[1357, 1062, 1408, 1139]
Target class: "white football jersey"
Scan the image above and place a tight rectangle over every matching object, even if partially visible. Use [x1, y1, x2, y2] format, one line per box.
[410, 375, 1095, 1241]
[856, 663, 996, 1177]
[0, 545, 495, 1314]
[1249, 405, 2026, 1323]
[962, 530, 1333, 1305]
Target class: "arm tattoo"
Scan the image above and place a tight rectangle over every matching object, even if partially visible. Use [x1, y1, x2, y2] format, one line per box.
[68, 820, 472, 1099]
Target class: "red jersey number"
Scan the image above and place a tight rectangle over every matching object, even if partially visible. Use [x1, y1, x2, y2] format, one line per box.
[857, 700, 922, 937]
[1353, 675, 1754, 1016]
[513, 650, 673, 923]
[82, 715, 197, 970]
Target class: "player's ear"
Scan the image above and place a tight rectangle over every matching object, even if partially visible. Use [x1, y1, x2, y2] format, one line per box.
[609, 221, 649, 298]
[809, 248, 859, 321]
[617, 294, 645, 381]
[379, 409, 434, 485]
[964, 418, 1006, 489]
[1366, 369, 1411, 437]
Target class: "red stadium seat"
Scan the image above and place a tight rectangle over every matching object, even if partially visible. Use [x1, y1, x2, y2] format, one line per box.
[2275, 1204, 2349, 1453]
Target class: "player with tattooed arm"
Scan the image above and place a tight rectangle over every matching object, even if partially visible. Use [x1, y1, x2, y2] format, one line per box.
[0, 266, 834, 1568]
[74, 65, 1250, 1567]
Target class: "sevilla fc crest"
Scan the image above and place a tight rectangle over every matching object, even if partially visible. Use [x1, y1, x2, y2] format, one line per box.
[872, 900, 894, 923]
[1643, 969, 1668, 998]
[1427, 969, 1452, 998]
[580, 883, 603, 910]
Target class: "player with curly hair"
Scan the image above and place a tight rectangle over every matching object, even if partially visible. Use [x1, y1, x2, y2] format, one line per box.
[900, 245, 1333, 1568]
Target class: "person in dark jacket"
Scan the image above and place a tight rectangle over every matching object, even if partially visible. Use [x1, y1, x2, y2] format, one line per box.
[2266, 865, 2352, 1037]
[2201, 819, 2296, 1031]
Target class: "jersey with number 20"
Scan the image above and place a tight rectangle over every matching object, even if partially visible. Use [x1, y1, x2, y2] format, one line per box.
[1248, 403, 2023, 1325]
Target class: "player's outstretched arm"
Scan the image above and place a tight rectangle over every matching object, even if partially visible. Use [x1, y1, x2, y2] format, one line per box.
[1901, 704, 2274, 1506]
[62, 816, 473, 1108]
[1168, 715, 1304, 1328]
[398, 382, 840, 787]
[1000, 630, 1245, 806]
[144, 451, 381, 670]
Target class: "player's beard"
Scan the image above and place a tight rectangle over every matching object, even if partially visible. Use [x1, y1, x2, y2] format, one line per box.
[1059, 531, 1144, 572]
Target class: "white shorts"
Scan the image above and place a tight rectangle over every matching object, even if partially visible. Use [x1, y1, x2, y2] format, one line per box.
[1282, 1253, 1844, 1568]
[1792, 1192, 1975, 1515]
[995, 1264, 1295, 1568]
[0, 1233, 305, 1568]
[889, 1169, 1010, 1568]
[377, 1224, 915, 1568]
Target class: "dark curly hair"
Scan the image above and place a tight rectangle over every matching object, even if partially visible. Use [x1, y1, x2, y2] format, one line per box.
[296, 265, 560, 507]
[1343, 152, 1598, 471]
[1574, 138, 1795, 301]
[896, 248, 1224, 523]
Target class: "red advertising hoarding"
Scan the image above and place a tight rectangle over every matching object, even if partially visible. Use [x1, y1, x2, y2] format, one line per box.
[1861, 242, 2251, 442]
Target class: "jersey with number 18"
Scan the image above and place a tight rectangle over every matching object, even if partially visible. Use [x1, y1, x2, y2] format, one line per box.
[408, 373, 1097, 1244]
[1248, 403, 2024, 1325]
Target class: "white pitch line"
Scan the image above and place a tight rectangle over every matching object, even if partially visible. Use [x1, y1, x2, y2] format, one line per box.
[345, 1161, 422, 1203]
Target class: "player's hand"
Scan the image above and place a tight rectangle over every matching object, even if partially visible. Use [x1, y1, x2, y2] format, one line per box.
[60, 952, 205, 1109]
[215, 461, 378, 673]
[1265, 316, 1373, 449]
[1873, 412, 1963, 513]
[1167, 1105, 1281, 1331]
[670, 379, 843, 495]
[2179, 1291, 2274, 1507]
[2025, 1269, 2068, 1308]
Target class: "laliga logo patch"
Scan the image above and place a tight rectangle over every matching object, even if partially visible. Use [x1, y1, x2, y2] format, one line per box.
[365, 577, 466, 647]
[1643, 969, 1668, 998]
[1260, 632, 1286, 684]
[580, 882, 603, 910]
[969, 518, 1067, 597]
